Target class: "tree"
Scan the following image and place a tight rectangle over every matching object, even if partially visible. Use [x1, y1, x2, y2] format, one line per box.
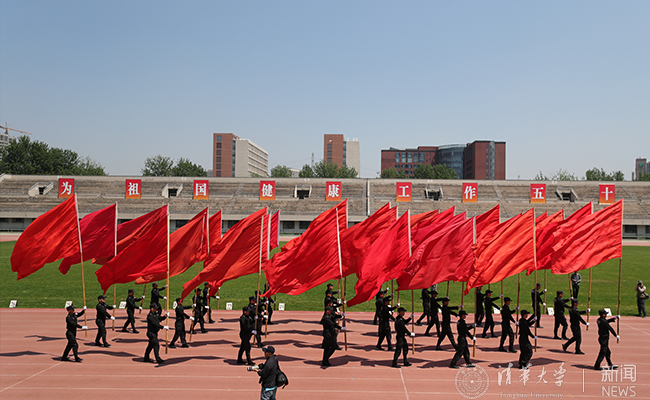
[432, 163, 458, 179]
[380, 167, 406, 179]
[413, 164, 435, 179]
[141, 155, 174, 176]
[299, 164, 314, 178]
[638, 173, 650, 181]
[534, 169, 578, 181]
[172, 157, 207, 177]
[585, 167, 624, 181]
[339, 164, 359, 179]
[76, 156, 107, 175]
[271, 165, 292, 178]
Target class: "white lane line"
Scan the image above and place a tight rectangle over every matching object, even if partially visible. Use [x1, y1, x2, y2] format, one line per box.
[0, 362, 60, 393]
[620, 321, 650, 337]
[399, 368, 410, 400]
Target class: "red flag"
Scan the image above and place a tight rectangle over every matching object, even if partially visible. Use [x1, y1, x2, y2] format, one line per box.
[207, 210, 222, 258]
[270, 211, 280, 250]
[551, 200, 623, 275]
[536, 203, 591, 271]
[282, 199, 347, 252]
[398, 217, 474, 290]
[181, 208, 267, 299]
[136, 208, 208, 284]
[264, 204, 342, 296]
[340, 203, 397, 277]
[410, 206, 456, 248]
[411, 208, 439, 228]
[465, 209, 536, 294]
[347, 211, 411, 307]
[11, 196, 80, 280]
[95, 206, 168, 292]
[476, 204, 500, 241]
[59, 204, 116, 275]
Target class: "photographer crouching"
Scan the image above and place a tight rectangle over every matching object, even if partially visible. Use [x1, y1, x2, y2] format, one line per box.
[248, 345, 279, 400]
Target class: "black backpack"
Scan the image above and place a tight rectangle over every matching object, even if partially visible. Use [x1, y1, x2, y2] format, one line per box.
[276, 367, 288, 389]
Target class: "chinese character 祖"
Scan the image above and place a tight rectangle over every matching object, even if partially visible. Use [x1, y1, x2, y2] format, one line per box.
[61, 182, 72, 195]
[536, 366, 548, 384]
[464, 185, 476, 199]
[519, 366, 532, 386]
[621, 364, 636, 383]
[601, 367, 618, 383]
[196, 183, 207, 197]
[128, 182, 140, 196]
[262, 184, 274, 198]
[497, 363, 513, 386]
[553, 362, 566, 387]
[328, 184, 340, 198]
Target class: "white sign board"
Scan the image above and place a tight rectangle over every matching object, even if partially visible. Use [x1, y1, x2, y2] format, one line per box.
[65, 301, 73, 309]
[604, 308, 612, 316]
[278, 303, 285, 311]
[9, 300, 17, 308]
[119, 301, 127, 309]
[173, 301, 178, 309]
[225, 302, 233, 311]
[547, 308, 554, 316]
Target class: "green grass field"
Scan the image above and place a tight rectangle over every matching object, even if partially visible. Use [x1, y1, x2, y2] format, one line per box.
[1, 241, 648, 316]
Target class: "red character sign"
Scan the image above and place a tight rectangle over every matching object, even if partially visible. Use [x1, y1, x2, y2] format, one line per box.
[462, 183, 478, 203]
[260, 181, 275, 201]
[326, 181, 342, 201]
[599, 184, 615, 204]
[58, 178, 74, 199]
[193, 180, 209, 200]
[396, 182, 412, 203]
[126, 179, 141, 199]
[530, 184, 546, 204]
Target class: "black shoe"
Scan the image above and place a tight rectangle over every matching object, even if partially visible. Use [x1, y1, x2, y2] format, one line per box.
[181, 344, 189, 348]
[74, 358, 82, 362]
[498, 347, 507, 353]
[424, 333, 432, 337]
[156, 359, 165, 364]
[562, 337, 570, 340]
[209, 320, 216, 324]
[60, 357, 71, 362]
[236, 360, 246, 365]
[268, 321, 274, 325]
[491, 334, 498, 338]
[201, 329, 208, 333]
[435, 347, 443, 351]
[392, 363, 401, 368]
[509, 349, 517, 353]
[594, 366, 601, 370]
[190, 331, 196, 335]
[575, 351, 585, 355]
[465, 364, 476, 368]
[337, 346, 343, 351]
[609, 365, 619, 370]
[247, 361, 255, 366]
[415, 322, 422, 326]
[449, 365, 459, 369]
[133, 330, 139, 334]
[120, 329, 129, 333]
[553, 336, 560, 340]
[321, 361, 331, 367]
[481, 334, 487, 338]
[103, 343, 111, 348]
[94, 342, 102, 347]
[168, 344, 176, 349]
[375, 346, 383, 351]
[143, 358, 154, 363]
[404, 362, 411, 367]
[562, 344, 568, 353]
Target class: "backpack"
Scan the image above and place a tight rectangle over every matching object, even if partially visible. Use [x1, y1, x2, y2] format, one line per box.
[276, 367, 288, 389]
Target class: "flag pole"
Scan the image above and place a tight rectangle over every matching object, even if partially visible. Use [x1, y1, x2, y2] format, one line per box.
[165, 208, 170, 354]
[516, 273, 521, 336]
[472, 216, 477, 357]
[264, 211, 271, 338]
[335, 207, 347, 351]
[586, 268, 592, 330]
[543, 270, 547, 306]
[500, 280, 504, 308]
[617, 257, 622, 343]
[533, 211, 538, 352]
[74, 195, 88, 337]
[112, 203, 118, 329]
[407, 210, 415, 354]
[568, 274, 573, 298]
[446, 281, 450, 297]
[254, 211, 264, 346]
[140, 284, 146, 314]
[112, 285, 116, 331]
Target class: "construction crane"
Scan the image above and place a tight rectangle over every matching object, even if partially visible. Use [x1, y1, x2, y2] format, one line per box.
[1, 123, 32, 136]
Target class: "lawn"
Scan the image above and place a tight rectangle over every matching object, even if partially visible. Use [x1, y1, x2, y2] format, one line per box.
[1, 241, 648, 316]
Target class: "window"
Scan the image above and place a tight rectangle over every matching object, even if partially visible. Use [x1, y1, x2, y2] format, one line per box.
[216, 143, 222, 149]
[327, 143, 332, 150]
[401, 152, 406, 163]
[624, 225, 637, 235]
[282, 221, 295, 230]
[299, 221, 311, 230]
[407, 153, 412, 163]
[327, 150, 332, 157]
[395, 153, 399, 162]
[216, 164, 221, 169]
[216, 157, 221, 162]
[216, 135, 222, 142]
[215, 171, 221, 177]
[420, 153, 426, 163]
[216, 149, 221, 155]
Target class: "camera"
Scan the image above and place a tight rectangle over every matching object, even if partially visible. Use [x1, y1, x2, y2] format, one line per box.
[247, 365, 260, 372]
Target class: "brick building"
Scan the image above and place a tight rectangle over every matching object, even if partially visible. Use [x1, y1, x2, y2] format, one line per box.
[212, 133, 269, 177]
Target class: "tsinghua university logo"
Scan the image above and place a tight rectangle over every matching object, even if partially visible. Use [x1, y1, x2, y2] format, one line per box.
[455, 365, 490, 399]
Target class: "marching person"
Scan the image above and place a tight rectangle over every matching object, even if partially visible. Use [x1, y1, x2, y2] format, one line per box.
[435, 297, 459, 351]
[553, 290, 570, 340]
[190, 288, 208, 334]
[416, 287, 431, 326]
[475, 286, 485, 327]
[376, 296, 396, 351]
[150, 282, 167, 313]
[143, 303, 168, 364]
[531, 283, 546, 328]
[237, 306, 255, 365]
[257, 346, 279, 400]
[247, 296, 264, 347]
[481, 290, 500, 338]
[498, 296, 517, 353]
[321, 306, 343, 367]
[94, 295, 115, 347]
[594, 309, 620, 371]
[262, 283, 275, 325]
[450, 310, 476, 369]
[562, 298, 589, 354]
[325, 283, 338, 297]
[373, 290, 385, 325]
[169, 297, 194, 348]
[423, 289, 441, 337]
[636, 280, 647, 318]
[392, 307, 415, 368]
[518, 309, 537, 369]
[203, 282, 217, 323]
[121, 289, 144, 333]
[61, 305, 87, 362]
[571, 272, 581, 299]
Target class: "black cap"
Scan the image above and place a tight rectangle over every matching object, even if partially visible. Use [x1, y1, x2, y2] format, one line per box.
[571, 298, 579, 304]
[431, 290, 438, 295]
[397, 307, 407, 313]
[249, 296, 256, 301]
[128, 289, 134, 294]
[503, 297, 512, 302]
[485, 289, 493, 294]
[243, 306, 250, 312]
[327, 283, 334, 288]
[196, 288, 201, 292]
[97, 295, 106, 300]
[204, 282, 209, 286]
[557, 290, 564, 295]
[175, 297, 182, 303]
[262, 345, 275, 354]
[152, 282, 158, 287]
[520, 309, 530, 316]
[459, 310, 468, 316]
[598, 309, 607, 316]
[383, 296, 392, 303]
[66, 305, 75, 311]
[150, 303, 159, 309]
[535, 283, 541, 287]
[442, 297, 450, 302]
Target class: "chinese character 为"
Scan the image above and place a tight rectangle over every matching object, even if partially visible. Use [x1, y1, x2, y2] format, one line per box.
[601, 187, 613, 201]
[262, 184, 274, 198]
[533, 187, 544, 199]
[195, 183, 207, 197]
[621, 364, 636, 382]
[601, 366, 618, 383]
[61, 182, 72, 195]
[497, 362, 513, 386]
[536, 366, 548, 384]
[464, 185, 476, 199]
[328, 184, 340, 198]
[553, 362, 566, 387]
[519, 366, 532, 386]
[128, 182, 140, 196]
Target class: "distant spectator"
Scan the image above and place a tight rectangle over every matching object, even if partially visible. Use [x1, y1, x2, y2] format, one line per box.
[571, 272, 582, 299]
[636, 281, 647, 318]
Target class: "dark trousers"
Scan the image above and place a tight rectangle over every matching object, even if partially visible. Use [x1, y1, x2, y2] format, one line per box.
[145, 332, 161, 361]
[565, 326, 582, 352]
[436, 325, 457, 350]
[450, 338, 470, 367]
[62, 331, 79, 359]
[122, 310, 136, 331]
[594, 337, 613, 369]
[482, 314, 495, 336]
[237, 335, 252, 362]
[170, 322, 187, 346]
[377, 327, 392, 349]
[425, 315, 440, 336]
[392, 339, 409, 365]
[519, 341, 533, 368]
[253, 322, 263, 346]
[190, 313, 206, 333]
[95, 320, 108, 345]
[475, 308, 484, 326]
[572, 284, 580, 299]
[499, 324, 514, 350]
[322, 337, 337, 364]
[637, 298, 646, 317]
[416, 302, 430, 325]
[373, 309, 380, 325]
[554, 315, 568, 338]
[532, 306, 542, 327]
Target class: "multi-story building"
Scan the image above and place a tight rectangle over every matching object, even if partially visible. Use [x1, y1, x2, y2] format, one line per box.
[323, 134, 360, 176]
[212, 133, 269, 178]
[380, 140, 506, 180]
[635, 158, 650, 180]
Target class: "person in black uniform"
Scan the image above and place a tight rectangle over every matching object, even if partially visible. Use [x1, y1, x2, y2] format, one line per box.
[553, 291, 571, 340]
[571, 272, 581, 299]
[321, 306, 343, 367]
[594, 309, 620, 370]
[416, 287, 431, 326]
[436, 297, 459, 351]
[482, 290, 500, 338]
[247, 296, 264, 347]
[237, 307, 255, 365]
[121, 289, 144, 333]
[169, 297, 194, 348]
[531, 283, 546, 328]
[424, 289, 441, 337]
[190, 288, 208, 334]
[498, 297, 517, 353]
[262, 283, 275, 325]
[562, 298, 589, 354]
[373, 290, 386, 325]
[376, 296, 396, 351]
[450, 310, 476, 368]
[517, 309, 537, 369]
[257, 346, 279, 400]
[94, 295, 115, 347]
[61, 305, 87, 362]
[143, 303, 168, 364]
[150, 282, 167, 314]
[203, 282, 217, 323]
[325, 283, 338, 297]
[475, 286, 485, 327]
[392, 307, 414, 368]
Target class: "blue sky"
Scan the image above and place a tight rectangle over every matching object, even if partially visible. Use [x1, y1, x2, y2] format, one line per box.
[1, 1, 648, 179]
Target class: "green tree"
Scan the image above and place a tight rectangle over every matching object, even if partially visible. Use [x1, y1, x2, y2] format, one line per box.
[638, 173, 650, 181]
[432, 163, 458, 179]
[171, 157, 207, 177]
[142, 155, 174, 176]
[534, 171, 548, 180]
[299, 164, 314, 178]
[75, 156, 107, 175]
[413, 164, 435, 179]
[313, 160, 341, 178]
[339, 164, 359, 179]
[380, 167, 406, 179]
[585, 167, 624, 181]
[271, 165, 292, 178]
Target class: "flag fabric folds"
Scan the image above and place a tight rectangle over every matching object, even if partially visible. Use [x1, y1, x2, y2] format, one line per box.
[281, 200, 347, 252]
[59, 204, 117, 275]
[475, 204, 500, 241]
[536, 203, 591, 271]
[410, 206, 456, 248]
[270, 211, 280, 250]
[551, 200, 623, 275]
[11, 196, 80, 280]
[181, 208, 267, 299]
[95, 205, 169, 292]
[207, 210, 222, 258]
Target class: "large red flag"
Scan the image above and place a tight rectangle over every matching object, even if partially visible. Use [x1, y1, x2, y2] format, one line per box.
[136, 208, 208, 284]
[465, 209, 536, 294]
[347, 211, 411, 307]
[398, 217, 474, 290]
[11, 196, 80, 280]
[476, 204, 500, 241]
[281, 199, 347, 252]
[181, 208, 267, 299]
[411, 208, 439, 228]
[264, 205, 342, 297]
[59, 204, 117, 275]
[95, 206, 168, 292]
[208, 210, 223, 254]
[270, 211, 280, 250]
[340, 203, 397, 277]
[551, 200, 623, 275]
[410, 206, 456, 248]
[536, 203, 592, 271]
[524, 209, 564, 275]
